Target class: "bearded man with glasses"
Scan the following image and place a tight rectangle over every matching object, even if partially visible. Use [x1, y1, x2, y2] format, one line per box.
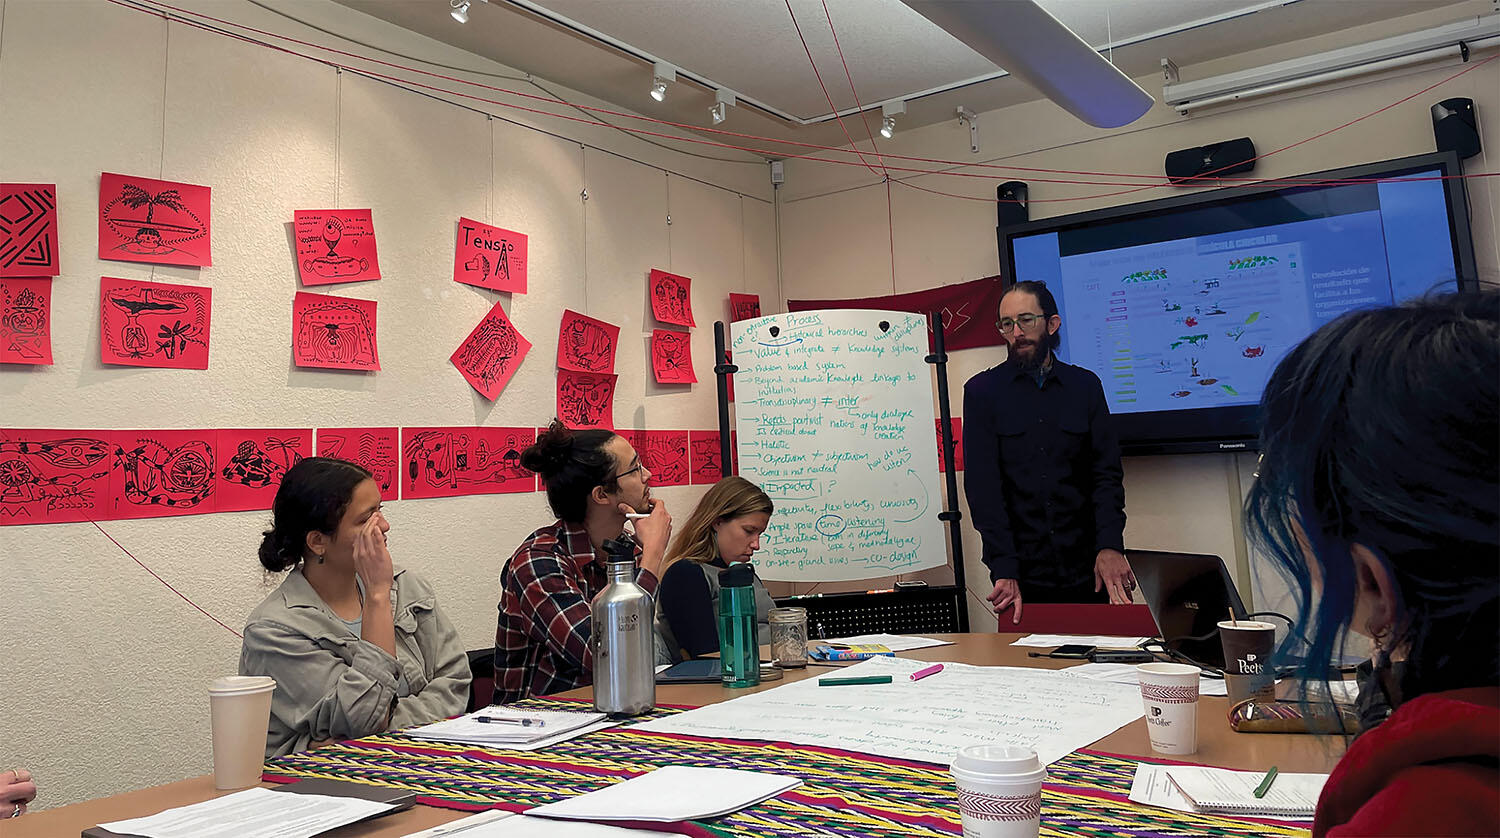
[962, 280, 1133, 625]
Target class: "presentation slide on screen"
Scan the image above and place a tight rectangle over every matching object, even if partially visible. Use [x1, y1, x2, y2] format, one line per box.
[1012, 175, 1458, 416]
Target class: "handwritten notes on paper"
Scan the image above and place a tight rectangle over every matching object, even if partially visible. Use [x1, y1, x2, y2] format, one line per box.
[99, 172, 211, 267]
[635, 656, 1144, 766]
[454, 217, 527, 294]
[294, 209, 380, 285]
[730, 310, 945, 582]
[451, 300, 531, 401]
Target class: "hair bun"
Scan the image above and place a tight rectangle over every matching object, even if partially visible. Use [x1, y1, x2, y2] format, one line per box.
[521, 420, 576, 478]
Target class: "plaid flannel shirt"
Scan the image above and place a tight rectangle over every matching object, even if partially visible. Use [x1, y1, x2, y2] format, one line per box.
[493, 519, 656, 704]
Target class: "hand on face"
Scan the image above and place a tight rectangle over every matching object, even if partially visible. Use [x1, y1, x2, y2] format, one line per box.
[623, 500, 672, 577]
[352, 511, 394, 598]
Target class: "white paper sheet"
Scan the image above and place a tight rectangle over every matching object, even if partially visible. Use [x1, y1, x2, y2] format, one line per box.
[400, 810, 669, 837]
[1128, 763, 1317, 822]
[1166, 765, 1326, 817]
[99, 787, 396, 838]
[526, 766, 800, 822]
[1010, 634, 1150, 648]
[635, 655, 1143, 766]
[1059, 662, 1234, 696]
[814, 633, 953, 651]
[408, 707, 609, 748]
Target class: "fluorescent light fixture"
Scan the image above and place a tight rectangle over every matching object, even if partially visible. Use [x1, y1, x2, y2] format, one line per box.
[879, 101, 905, 140]
[450, 0, 470, 24]
[711, 88, 736, 125]
[1166, 15, 1500, 114]
[650, 61, 677, 103]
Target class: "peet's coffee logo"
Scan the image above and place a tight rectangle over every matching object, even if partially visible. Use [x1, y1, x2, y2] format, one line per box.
[1236, 652, 1264, 675]
[1150, 707, 1162, 717]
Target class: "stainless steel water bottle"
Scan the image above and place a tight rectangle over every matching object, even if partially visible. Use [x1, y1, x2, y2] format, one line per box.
[590, 537, 656, 717]
[718, 563, 760, 688]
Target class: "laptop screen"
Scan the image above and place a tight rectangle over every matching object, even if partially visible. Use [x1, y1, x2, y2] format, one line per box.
[1128, 550, 1247, 670]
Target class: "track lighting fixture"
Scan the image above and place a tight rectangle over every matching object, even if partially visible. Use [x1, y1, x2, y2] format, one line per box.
[880, 116, 895, 139]
[879, 101, 906, 140]
[450, 0, 470, 24]
[711, 89, 736, 126]
[650, 62, 677, 103]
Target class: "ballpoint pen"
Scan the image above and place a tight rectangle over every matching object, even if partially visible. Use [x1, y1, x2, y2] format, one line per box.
[475, 716, 545, 727]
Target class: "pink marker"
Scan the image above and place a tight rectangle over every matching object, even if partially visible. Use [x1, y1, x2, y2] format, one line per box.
[910, 663, 944, 681]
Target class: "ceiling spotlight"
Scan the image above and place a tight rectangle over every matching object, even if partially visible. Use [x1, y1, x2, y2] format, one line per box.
[879, 101, 906, 140]
[711, 89, 736, 126]
[649, 62, 677, 103]
[450, 0, 470, 24]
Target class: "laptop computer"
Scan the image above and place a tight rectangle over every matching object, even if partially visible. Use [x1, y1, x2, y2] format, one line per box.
[1128, 549, 1247, 671]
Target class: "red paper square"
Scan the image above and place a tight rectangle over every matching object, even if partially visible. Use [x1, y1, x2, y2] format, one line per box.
[294, 209, 380, 285]
[292, 292, 380, 371]
[454, 217, 528, 294]
[557, 309, 619, 374]
[112, 429, 218, 519]
[649, 269, 694, 327]
[651, 329, 696, 384]
[100, 276, 212, 369]
[1, 277, 53, 364]
[557, 369, 616, 430]
[451, 300, 531, 401]
[1, 183, 60, 277]
[689, 430, 725, 485]
[0, 429, 120, 525]
[938, 417, 964, 472]
[315, 427, 399, 501]
[624, 429, 689, 487]
[99, 173, 210, 267]
[215, 429, 311, 513]
[402, 426, 537, 499]
[728, 293, 761, 322]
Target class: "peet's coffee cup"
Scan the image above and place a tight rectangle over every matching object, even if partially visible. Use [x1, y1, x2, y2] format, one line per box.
[1137, 663, 1199, 755]
[1217, 620, 1277, 705]
[208, 676, 276, 790]
[949, 744, 1046, 838]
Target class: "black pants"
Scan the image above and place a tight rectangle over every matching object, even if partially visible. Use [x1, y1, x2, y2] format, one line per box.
[1023, 578, 1111, 604]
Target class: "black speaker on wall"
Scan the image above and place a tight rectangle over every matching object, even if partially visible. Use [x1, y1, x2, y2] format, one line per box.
[996, 181, 1028, 228]
[1432, 97, 1481, 160]
[1165, 137, 1256, 184]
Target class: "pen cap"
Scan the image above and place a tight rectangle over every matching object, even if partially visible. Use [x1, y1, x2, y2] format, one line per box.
[951, 744, 1046, 785]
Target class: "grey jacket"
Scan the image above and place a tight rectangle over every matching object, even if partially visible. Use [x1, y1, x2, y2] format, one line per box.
[239, 566, 471, 758]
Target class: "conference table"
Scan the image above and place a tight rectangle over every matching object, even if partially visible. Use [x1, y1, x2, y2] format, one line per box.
[12, 633, 1345, 838]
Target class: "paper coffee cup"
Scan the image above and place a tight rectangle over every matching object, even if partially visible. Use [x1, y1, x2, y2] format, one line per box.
[1217, 620, 1277, 705]
[1137, 663, 1199, 755]
[209, 676, 276, 790]
[950, 744, 1046, 838]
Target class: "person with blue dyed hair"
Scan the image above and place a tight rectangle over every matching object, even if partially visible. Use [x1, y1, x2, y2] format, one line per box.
[1245, 291, 1498, 836]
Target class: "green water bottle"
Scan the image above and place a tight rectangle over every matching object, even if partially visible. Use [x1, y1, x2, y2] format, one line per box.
[717, 564, 760, 688]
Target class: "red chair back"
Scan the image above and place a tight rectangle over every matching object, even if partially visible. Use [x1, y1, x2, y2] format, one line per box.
[1000, 603, 1159, 637]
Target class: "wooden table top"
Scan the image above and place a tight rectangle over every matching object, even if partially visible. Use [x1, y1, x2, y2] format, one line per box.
[11, 633, 1345, 837]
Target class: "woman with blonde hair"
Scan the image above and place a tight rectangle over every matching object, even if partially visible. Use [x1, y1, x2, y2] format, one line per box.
[654, 476, 775, 664]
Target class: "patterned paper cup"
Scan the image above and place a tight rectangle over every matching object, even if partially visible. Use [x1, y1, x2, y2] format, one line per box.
[1137, 662, 1200, 755]
[950, 745, 1046, 838]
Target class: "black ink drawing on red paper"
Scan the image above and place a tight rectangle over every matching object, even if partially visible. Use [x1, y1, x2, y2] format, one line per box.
[98, 173, 211, 268]
[401, 426, 537, 499]
[114, 431, 217, 518]
[0, 431, 117, 524]
[99, 277, 213, 369]
[557, 370, 617, 430]
[292, 292, 380, 371]
[0, 183, 60, 277]
[316, 428, 399, 501]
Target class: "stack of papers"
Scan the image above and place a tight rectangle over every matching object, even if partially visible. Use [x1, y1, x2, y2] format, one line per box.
[1011, 633, 1150, 648]
[98, 787, 397, 838]
[408, 707, 611, 750]
[402, 810, 676, 837]
[1130, 763, 1327, 820]
[1059, 662, 1240, 697]
[526, 766, 801, 822]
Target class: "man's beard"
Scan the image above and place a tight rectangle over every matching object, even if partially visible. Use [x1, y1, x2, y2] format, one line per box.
[1011, 338, 1050, 372]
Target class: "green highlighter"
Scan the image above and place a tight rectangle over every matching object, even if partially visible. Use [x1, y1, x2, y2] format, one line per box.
[817, 675, 894, 687]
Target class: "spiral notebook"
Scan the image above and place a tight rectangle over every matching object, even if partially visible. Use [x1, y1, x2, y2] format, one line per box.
[1164, 766, 1328, 818]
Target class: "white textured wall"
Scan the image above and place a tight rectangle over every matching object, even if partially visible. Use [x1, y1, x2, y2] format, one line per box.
[0, 0, 776, 808]
[774, 1, 1499, 630]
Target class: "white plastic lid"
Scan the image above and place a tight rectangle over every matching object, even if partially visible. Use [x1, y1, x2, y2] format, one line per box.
[208, 675, 276, 696]
[951, 744, 1045, 782]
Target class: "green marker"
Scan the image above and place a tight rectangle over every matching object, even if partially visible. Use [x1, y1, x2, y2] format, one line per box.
[1253, 766, 1279, 798]
[817, 675, 894, 687]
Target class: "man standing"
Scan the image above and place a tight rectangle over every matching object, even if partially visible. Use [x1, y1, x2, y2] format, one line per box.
[963, 280, 1132, 624]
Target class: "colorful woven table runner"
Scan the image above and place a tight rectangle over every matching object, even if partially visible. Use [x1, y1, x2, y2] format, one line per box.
[263, 697, 1309, 837]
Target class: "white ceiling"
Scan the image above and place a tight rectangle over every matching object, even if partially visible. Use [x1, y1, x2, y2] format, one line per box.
[332, 0, 1471, 150]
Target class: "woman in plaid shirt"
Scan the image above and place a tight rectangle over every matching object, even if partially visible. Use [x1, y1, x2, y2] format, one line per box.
[493, 420, 673, 704]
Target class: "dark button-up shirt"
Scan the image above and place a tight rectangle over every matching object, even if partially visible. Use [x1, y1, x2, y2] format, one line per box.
[962, 356, 1126, 589]
[494, 520, 655, 704]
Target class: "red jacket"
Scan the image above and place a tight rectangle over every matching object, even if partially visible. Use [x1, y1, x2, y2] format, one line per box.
[1315, 686, 1499, 837]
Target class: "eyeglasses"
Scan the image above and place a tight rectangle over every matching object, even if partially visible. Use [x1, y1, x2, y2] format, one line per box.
[611, 457, 643, 482]
[996, 312, 1050, 333]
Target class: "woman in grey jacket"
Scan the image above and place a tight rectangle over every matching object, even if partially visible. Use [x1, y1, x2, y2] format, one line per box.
[240, 457, 470, 758]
